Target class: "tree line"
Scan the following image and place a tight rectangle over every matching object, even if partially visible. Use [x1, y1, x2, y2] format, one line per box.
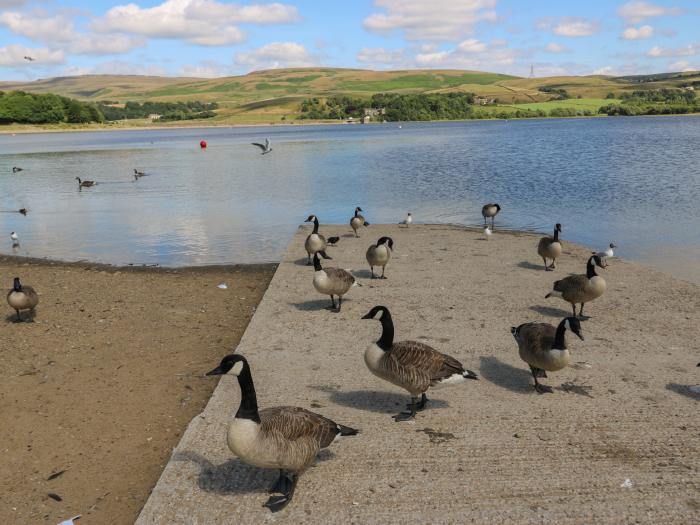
[0, 91, 220, 125]
[0, 91, 104, 124]
[599, 88, 698, 116]
[97, 100, 219, 121]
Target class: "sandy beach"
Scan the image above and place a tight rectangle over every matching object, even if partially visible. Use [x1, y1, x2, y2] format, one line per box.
[138, 224, 700, 524]
[0, 256, 274, 524]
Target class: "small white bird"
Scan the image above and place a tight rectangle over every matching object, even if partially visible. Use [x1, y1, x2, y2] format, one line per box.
[483, 225, 492, 239]
[399, 212, 412, 227]
[596, 243, 616, 266]
[10, 232, 19, 244]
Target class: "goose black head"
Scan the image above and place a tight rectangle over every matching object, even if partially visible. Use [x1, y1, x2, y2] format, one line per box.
[305, 214, 317, 223]
[592, 254, 605, 268]
[13, 277, 22, 292]
[495, 204, 501, 212]
[206, 354, 248, 377]
[362, 305, 388, 320]
[377, 236, 394, 250]
[356, 206, 363, 212]
[564, 316, 584, 341]
[555, 223, 562, 232]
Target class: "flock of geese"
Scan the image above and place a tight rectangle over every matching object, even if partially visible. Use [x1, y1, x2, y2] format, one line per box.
[200, 203, 616, 512]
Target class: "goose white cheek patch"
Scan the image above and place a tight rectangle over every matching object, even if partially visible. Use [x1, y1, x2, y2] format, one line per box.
[231, 361, 244, 376]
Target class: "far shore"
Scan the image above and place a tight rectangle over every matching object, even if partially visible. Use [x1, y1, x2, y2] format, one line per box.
[3, 112, 699, 136]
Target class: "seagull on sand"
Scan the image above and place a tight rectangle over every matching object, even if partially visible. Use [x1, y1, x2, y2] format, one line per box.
[483, 225, 492, 240]
[399, 213, 412, 227]
[252, 138, 272, 155]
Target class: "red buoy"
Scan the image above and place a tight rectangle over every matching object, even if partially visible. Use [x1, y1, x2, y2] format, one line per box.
[200, 140, 207, 149]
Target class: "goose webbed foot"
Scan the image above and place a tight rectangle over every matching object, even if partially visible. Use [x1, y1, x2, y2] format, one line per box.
[264, 473, 298, 512]
[264, 494, 292, 512]
[534, 383, 553, 394]
[412, 393, 428, 412]
[395, 397, 418, 421]
[268, 470, 286, 494]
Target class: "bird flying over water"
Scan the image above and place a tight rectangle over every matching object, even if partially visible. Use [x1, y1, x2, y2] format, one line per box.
[24, 56, 35, 62]
[12, 167, 23, 173]
[252, 138, 272, 155]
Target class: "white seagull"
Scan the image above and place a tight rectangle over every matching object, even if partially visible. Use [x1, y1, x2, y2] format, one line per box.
[251, 138, 272, 155]
[399, 212, 412, 227]
[596, 243, 617, 265]
[11, 232, 19, 245]
[483, 225, 492, 239]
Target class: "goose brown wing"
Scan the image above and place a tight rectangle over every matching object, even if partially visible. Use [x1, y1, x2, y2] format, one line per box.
[260, 406, 340, 448]
[553, 274, 587, 293]
[388, 341, 445, 388]
[515, 323, 555, 351]
[324, 268, 355, 286]
[538, 236, 552, 253]
[23, 286, 39, 307]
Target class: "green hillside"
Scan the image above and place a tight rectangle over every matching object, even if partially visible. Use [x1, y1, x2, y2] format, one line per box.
[1, 68, 698, 128]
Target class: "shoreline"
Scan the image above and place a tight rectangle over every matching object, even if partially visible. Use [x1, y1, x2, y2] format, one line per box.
[2, 112, 699, 135]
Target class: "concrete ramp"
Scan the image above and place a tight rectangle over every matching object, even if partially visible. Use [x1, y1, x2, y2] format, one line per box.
[138, 225, 700, 524]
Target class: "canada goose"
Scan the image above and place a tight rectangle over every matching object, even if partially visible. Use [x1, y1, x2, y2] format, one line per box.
[511, 317, 584, 393]
[545, 255, 606, 317]
[399, 213, 412, 227]
[252, 138, 272, 154]
[326, 236, 340, 246]
[18, 208, 28, 216]
[7, 277, 39, 322]
[75, 177, 95, 189]
[537, 223, 562, 270]
[12, 167, 23, 173]
[312, 251, 358, 311]
[361, 306, 478, 421]
[350, 207, 370, 237]
[483, 225, 492, 239]
[303, 215, 329, 265]
[366, 236, 393, 279]
[206, 354, 358, 512]
[481, 203, 501, 226]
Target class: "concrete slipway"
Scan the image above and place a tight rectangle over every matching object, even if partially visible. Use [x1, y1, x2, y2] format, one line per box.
[137, 224, 699, 524]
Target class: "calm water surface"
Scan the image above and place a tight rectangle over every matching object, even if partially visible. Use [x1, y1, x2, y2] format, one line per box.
[1, 117, 699, 282]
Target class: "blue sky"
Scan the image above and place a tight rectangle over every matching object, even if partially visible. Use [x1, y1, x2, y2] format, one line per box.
[1, 0, 698, 80]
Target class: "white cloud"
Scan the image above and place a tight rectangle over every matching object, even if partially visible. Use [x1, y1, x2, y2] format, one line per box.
[179, 60, 230, 77]
[537, 17, 599, 37]
[646, 44, 697, 58]
[0, 0, 26, 6]
[667, 60, 694, 71]
[593, 65, 615, 75]
[97, 0, 300, 46]
[0, 44, 65, 66]
[617, 1, 683, 25]
[621, 25, 654, 40]
[544, 42, 568, 54]
[356, 47, 406, 66]
[234, 42, 317, 70]
[363, 0, 498, 41]
[414, 39, 519, 70]
[0, 10, 144, 55]
[458, 39, 487, 53]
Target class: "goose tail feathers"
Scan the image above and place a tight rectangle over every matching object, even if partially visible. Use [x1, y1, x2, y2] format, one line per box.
[337, 424, 359, 436]
[463, 369, 479, 380]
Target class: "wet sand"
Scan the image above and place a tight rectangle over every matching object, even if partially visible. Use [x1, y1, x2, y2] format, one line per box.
[0, 255, 275, 524]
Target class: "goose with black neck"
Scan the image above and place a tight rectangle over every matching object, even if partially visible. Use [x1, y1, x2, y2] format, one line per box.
[361, 306, 478, 421]
[303, 214, 328, 265]
[206, 354, 358, 512]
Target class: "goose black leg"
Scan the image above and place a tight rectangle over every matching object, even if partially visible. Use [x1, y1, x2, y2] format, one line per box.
[579, 303, 585, 318]
[530, 366, 553, 394]
[542, 257, 549, 271]
[550, 258, 556, 269]
[336, 296, 342, 312]
[394, 397, 417, 421]
[571, 303, 577, 317]
[264, 473, 298, 512]
[415, 393, 428, 411]
[370, 266, 375, 278]
[268, 470, 285, 493]
[14, 309, 22, 323]
[307, 253, 311, 265]
[327, 295, 336, 310]
[381, 266, 387, 279]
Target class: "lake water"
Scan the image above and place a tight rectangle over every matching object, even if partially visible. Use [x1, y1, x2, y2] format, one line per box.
[1, 117, 699, 282]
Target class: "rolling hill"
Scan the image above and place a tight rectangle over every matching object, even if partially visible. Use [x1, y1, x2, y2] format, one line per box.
[1, 68, 698, 126]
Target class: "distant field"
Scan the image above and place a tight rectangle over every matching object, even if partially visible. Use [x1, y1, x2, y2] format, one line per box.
[1, 67, 697, 127]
